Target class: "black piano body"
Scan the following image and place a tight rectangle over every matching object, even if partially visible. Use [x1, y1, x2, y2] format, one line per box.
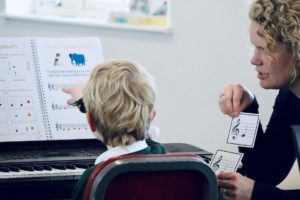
[0, 139, 106, 199]
[0, 140, 212, 200]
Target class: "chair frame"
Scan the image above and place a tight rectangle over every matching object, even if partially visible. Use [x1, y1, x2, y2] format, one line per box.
[84, 153, 218, 200]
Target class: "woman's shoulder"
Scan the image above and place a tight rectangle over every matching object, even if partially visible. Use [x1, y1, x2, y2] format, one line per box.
[277, 88, 298, 102]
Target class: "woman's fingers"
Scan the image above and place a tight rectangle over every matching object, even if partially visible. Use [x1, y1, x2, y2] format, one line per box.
[219, 84, 254, 117]
[219, 84, 242, 116]
[232, 84, 244, 116]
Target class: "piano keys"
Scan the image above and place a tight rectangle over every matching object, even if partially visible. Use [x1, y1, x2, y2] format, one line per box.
[0, 161, 93, 183]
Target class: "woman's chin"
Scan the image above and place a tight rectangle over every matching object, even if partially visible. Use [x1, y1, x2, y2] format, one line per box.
[259, 81, 273, 89]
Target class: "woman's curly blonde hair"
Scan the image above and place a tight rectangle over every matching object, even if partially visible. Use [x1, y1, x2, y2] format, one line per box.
[249, 0, 300, 80]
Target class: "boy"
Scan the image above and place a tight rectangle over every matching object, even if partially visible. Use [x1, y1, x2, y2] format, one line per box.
[63, 60, 166, 200]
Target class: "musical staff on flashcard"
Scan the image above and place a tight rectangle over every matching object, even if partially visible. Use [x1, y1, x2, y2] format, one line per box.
[227, 112, 259, 147]
[210, 149, 243, 174]
[48, 83, 73, 91]
[55, 123, 88, 131]
[51, 102, 75, 111]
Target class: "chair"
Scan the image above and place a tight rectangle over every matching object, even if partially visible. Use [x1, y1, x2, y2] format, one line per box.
[83, 153, 218, 200]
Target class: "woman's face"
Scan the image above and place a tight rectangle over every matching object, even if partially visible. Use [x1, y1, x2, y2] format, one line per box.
[249, 21, 295, 89]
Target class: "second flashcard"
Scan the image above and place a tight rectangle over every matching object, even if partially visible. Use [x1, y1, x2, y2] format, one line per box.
[227, 112, 259, 147]
[210, 149, 243, 174]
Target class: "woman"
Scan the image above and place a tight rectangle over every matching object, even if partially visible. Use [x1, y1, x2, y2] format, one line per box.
[218, 0, 300, 199]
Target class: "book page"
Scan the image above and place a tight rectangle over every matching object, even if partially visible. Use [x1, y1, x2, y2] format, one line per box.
[0, 38, 46, 142]
[34, 37, 104, 140]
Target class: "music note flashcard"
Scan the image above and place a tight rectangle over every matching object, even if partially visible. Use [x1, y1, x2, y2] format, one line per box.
[209, 149, 243, 174]
[227, 112, 259, 147]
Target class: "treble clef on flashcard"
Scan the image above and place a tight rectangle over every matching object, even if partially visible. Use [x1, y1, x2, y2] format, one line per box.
[212, 155, 223, 171]
[232, 118, 240, 140]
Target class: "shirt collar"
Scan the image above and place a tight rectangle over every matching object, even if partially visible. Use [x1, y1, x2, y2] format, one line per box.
[95, 139, 148, 165]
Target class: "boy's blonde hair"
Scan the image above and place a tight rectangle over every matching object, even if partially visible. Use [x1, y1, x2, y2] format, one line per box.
[83, 60, 156, 147]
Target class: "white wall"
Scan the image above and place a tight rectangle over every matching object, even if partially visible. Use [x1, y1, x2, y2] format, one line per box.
[0, 0, 298, 188]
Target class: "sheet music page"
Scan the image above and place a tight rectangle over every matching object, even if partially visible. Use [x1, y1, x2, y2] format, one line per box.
[210, 149, 243, 174]
[0, 38, 46, 142]
[227, 112, 259, 147]
[34, 37, 104, 140]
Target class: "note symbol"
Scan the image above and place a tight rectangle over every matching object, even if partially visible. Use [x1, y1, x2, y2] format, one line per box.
[232, 118, 240, 140]
[212, 155, 223, 171]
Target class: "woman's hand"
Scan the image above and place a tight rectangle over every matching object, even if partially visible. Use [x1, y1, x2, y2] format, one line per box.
[218, 172, 255, 200]
[218, 84, 254, 117]
[62, 84, 85, 105]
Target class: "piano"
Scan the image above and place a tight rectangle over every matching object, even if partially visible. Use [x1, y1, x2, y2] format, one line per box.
[0, 140, 212, 199]
[0, 139, 106, 199]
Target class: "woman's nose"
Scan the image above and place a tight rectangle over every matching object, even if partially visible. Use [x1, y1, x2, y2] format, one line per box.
[251, 52, 263, 66]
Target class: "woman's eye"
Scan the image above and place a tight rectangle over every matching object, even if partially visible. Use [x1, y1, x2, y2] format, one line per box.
[258, 47, 265, 51]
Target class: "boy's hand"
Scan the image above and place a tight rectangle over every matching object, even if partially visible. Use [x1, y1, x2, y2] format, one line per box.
[62, 84, 85, 105]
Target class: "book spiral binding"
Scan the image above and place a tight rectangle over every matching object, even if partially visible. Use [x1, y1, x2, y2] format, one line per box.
[30, 39, 52, 140]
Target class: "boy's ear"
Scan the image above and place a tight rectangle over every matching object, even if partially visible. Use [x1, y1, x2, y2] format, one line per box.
[86, 112, 96, 132]
[151, 109, 156, 121]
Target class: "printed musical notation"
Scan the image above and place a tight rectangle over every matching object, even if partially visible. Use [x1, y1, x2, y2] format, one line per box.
[48, 83, 73, 91]
[7, 96, 33, 108]
[12, 123, 37, 134]
[0, 97, 4, 109]
[51, 102, 75, 111]
[227, 112, 259, 147]
[9, 109, 35, 121]
[210, 149, 243, 174]
[8, 61, 31, 77]
[55, 123, 88, 131]
[211, 155, 223, 171]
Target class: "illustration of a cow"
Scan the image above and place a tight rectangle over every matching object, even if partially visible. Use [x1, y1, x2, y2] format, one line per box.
[69, 53, 86, 66]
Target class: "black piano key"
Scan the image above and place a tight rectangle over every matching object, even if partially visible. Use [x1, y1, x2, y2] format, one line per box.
[65, 164, 76, 170]
[51, 164, 66, 170]
[74, 163, 89, 169]
[0, 166, 10, 172]
[19, 165, 34, 171]
[33, 165, 43, 171]
[8, 166, 20, 172]
[42, 165, 52, 171]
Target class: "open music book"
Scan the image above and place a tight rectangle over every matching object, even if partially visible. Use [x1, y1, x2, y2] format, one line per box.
[0, 37, 104, 142]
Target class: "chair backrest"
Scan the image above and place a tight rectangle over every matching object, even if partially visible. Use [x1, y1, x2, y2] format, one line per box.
[84, 154, 218, 200]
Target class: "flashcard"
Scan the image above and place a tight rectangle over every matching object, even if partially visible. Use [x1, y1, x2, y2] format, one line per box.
[227, 112, 259, 147]
[210, 149, 243, 174]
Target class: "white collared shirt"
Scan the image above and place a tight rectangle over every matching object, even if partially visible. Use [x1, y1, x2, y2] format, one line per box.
[94, 139, 148, 165]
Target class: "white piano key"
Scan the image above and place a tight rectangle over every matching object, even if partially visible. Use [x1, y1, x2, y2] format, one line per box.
[0, 171, 11, 179]
[0, 166, 86, 182]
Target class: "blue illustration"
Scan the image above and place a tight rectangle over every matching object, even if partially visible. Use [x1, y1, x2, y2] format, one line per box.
[69, 53, 86, 66]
